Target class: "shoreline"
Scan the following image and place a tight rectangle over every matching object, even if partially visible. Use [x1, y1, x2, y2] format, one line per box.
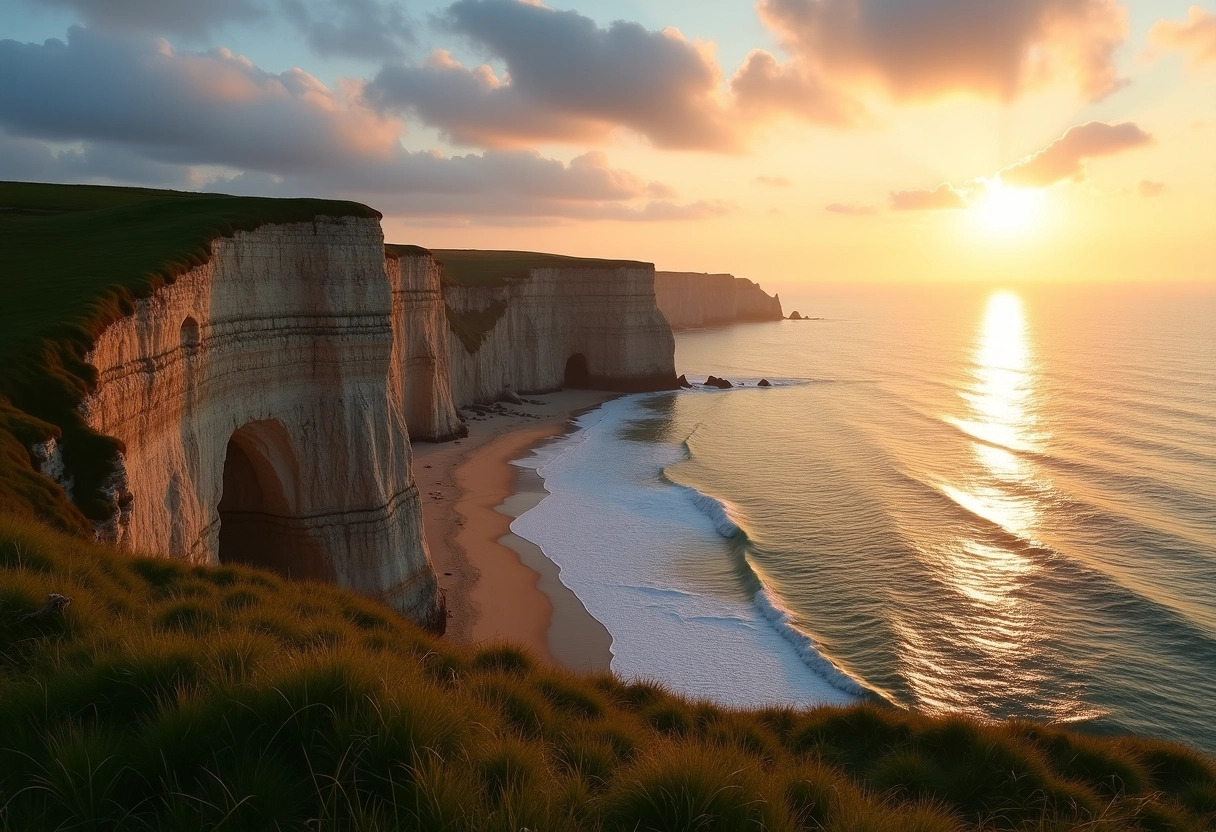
[412, 390, 616, 671]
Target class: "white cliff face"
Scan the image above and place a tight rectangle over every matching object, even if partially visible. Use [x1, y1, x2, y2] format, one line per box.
[444, 265, 677, 406]
[79, 219, 441, 623]
[386, 249, 466, 441]
[654, 272, 783, 329]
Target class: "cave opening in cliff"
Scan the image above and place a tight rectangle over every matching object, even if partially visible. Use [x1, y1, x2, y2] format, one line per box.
[217, 421, 332, 582]
[564, 353, 590, 388]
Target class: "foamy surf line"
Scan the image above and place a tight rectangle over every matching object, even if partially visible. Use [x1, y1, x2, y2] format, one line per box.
[509, 392, 863, 709]
[670, 481, 871, 699]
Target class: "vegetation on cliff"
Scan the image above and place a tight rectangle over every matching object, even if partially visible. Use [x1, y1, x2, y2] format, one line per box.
[1, 515, 1213, 831]
[431, 249, 649, 289]
[0, 181, 380, 530]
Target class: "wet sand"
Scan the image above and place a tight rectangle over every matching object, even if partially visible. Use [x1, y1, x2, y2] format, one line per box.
[412, 390, 615, 672]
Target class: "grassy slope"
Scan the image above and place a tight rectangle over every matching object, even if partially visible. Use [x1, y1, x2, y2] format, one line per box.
[0, 181, 379, 528]
[1, 516, 1213, 832]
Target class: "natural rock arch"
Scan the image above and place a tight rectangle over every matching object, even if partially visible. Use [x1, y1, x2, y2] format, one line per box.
[564, 353, 590, 388]
[217, 420, 332, 581]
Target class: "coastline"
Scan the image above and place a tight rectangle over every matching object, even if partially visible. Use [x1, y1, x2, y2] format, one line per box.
[412, 389, 616, 672]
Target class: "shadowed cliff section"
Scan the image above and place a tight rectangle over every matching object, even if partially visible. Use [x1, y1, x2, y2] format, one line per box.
[428, 249, 679, 404]
[0, 181, 380, 531]
[655, 271, 784, 328]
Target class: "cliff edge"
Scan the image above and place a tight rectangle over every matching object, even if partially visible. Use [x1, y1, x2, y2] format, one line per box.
[654, 271, 783, 329]
[0, 183, 442, 624]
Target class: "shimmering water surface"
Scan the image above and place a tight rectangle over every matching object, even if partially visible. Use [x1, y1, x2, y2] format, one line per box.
[514, 284, 1216, 752]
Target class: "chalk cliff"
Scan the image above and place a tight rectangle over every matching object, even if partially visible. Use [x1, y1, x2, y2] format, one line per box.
[77, 218, 441, 623]
[435, 253, 678, 406]
[385, 245, 466, 441]
[654, 271, 783, 329]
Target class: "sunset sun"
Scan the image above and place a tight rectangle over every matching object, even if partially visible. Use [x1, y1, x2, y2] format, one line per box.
[973, 179, 1045, 236]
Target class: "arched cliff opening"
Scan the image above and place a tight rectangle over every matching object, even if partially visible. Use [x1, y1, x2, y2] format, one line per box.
[180, 316, 199, 356]
[217, 421, 332, 581]
[564, 353, 590, 389]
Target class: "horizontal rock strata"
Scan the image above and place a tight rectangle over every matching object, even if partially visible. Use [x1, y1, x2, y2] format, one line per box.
[441, 262, 678, 406]
[76, 219, 440, 622]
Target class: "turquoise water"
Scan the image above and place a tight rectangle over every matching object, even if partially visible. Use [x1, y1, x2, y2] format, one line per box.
[515, 283, 1216, 752]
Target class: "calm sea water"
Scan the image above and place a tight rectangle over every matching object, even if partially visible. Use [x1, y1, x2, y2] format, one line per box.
[512, 283, 1216, 753]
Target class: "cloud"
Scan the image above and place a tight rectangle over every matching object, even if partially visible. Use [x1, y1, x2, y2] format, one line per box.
[889, 184, 968, 211]
[756, 0, 1128, 102]
[1150, 7, 1216, 67]
[34, 0, 265, 37]
[1138, 180, 1166, 198]
[1000, 121, 1152, 187]
[0, 28, 405, 172]
[0, 129, 195, 188]
[825, 202, 876, 215]
[366, 0, 741, 151]
[279, 0, 414, 61]
[0, 28, 701, 223]
[730, 49, 864, 126]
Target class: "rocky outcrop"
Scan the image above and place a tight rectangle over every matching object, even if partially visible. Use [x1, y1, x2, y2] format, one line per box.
[438, 257, 677, 406]
[75, 218, 441, 623]
[654, 272, 783, 329]
[385, 246, 466, 441]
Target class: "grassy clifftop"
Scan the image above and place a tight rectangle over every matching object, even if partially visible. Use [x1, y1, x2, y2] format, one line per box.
[0, 181, 379, 529]
[431, 249, 650, 288]
[1, 515, 1212, 831]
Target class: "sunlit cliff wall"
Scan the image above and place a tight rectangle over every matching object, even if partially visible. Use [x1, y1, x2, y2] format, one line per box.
[74, 219, 441, 623]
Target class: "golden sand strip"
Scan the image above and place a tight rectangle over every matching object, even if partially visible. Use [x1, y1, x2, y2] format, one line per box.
[412, 390, 615, 671]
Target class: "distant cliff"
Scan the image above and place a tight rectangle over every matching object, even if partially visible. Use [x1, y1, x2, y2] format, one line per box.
[654, 272, 783, 329]
[433, 250, 677, 406]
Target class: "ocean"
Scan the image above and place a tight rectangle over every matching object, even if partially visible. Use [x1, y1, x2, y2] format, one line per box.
[511, 283, 1216, 753]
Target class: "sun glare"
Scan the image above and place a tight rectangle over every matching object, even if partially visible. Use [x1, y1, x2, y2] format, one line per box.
[973, 179, 1044, 236]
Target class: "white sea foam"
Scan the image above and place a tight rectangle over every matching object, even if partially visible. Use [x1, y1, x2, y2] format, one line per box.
[511, 393, 860, 709]
[672, 481, 870, 698]
[672, 483, 742, 538]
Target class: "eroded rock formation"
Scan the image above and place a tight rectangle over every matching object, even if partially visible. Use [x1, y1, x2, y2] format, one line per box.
[77, 218, 440, 622]
[654, 272, 783, 329]
[440, 261, 678, 406]
[386, 246, 466, 441]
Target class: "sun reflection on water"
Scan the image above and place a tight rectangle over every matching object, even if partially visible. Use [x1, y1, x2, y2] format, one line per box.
[895, 290, 1079, 721]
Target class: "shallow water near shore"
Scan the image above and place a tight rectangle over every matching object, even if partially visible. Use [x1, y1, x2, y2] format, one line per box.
[512, 282, 1216, 752]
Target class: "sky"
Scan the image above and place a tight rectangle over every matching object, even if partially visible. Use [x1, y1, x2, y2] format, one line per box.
[2, 0, 1214, 286]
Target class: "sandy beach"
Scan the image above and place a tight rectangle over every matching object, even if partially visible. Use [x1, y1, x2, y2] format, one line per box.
[412, 390, 615, 672]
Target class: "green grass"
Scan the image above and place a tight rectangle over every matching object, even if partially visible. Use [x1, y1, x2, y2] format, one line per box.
[0, 181, 379, 528]
[1, 514, 1212, 831]
[430, 249, 649, 288]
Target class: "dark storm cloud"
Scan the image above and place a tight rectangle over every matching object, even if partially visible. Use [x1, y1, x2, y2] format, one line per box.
[757, 0, 1128, 102]
[366, 0, 741, 151]
[1001, 122, 1152, 187]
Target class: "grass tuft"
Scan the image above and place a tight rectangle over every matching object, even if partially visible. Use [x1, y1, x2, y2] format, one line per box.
[0, 514, 1212, 831]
